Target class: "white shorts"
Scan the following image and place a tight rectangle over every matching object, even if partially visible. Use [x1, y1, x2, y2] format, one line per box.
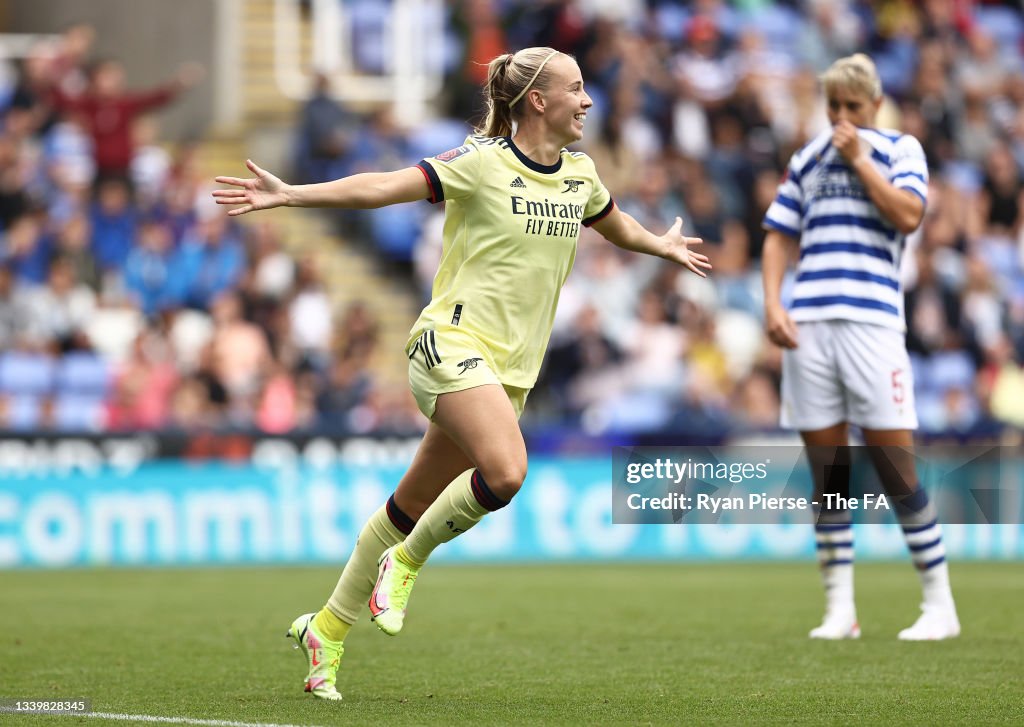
[780, 320, 918, 431]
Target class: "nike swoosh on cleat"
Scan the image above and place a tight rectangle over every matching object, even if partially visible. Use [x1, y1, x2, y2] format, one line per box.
[307, 631, 322, 666]
[369, 569, 388, 615]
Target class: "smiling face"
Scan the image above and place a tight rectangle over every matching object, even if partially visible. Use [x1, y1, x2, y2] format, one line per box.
[825, 85, 880, 128]
[533, 54, 592, 144]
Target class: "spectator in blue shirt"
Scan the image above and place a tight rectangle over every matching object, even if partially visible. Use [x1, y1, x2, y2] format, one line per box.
[168, 215, 245, 310]
[90, 177, 137, 270]
[123, 218, 176, 317]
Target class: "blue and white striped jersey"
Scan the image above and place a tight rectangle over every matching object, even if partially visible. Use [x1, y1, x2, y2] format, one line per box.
[763, 127, 928, 331]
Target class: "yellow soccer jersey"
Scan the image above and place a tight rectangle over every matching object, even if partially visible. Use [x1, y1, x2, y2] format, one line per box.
[413, 134, 614, 388]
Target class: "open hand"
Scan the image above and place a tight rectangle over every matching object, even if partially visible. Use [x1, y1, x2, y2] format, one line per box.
[212, 160, 291, 216]
[661, 217, 711, 278]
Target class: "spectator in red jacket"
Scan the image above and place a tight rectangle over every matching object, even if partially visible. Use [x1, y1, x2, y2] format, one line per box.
[48, 58, 204, 184]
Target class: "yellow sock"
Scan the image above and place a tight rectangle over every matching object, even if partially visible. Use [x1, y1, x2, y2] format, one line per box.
[393, 542, 425, 569]
[326, 503, 406, 624]
[402, 469, 497, 565]
[313, 607, 351, 643]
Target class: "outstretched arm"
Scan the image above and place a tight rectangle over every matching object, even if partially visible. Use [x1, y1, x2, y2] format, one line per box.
[213, 160, 430, 216]
[128, 64, 206, 114]
[591, 206, 711, 278]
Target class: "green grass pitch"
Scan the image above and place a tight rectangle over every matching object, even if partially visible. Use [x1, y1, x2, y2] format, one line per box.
[1, 562, 1021, 726]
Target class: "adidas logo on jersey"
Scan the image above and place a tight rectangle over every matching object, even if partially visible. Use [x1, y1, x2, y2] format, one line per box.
[509, 176, 527, 188]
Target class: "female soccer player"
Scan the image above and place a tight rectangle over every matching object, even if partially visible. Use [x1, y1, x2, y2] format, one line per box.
[761, 54, 958, 641]
[214, 47, 710, 699]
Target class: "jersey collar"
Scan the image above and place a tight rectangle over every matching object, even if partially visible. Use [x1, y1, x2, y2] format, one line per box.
[505, 136, 563, 175]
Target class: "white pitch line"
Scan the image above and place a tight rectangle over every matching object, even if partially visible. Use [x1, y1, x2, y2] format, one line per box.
[67, 712, 328, 727]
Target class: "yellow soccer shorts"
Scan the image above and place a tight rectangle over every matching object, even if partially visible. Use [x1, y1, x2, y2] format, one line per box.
[406, 325, 529, 420]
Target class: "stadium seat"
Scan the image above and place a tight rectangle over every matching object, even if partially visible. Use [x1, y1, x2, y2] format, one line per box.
[0, 352, 56, 395]
[55, 352, 111, 397]
[3, 394, 45, 431]
[52, 393, 105, 432]
[598, 390, 675, 434]
[920, 350, 976, 394]
[974, 7, 1024, 57]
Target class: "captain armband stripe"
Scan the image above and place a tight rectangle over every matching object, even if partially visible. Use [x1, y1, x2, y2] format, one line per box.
[416, 161, 444, 204]
[582, 198, 615, 227]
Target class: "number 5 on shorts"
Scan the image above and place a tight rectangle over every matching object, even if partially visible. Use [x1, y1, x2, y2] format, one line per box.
[891, 369, 904, 404]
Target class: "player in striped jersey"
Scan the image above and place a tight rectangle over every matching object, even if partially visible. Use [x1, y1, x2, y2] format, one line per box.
[761, 54, 959, 641]
[214, 47, 710, 698]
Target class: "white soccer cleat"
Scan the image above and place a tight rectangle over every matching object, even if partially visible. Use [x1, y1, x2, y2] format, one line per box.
[809, 610, 861, 640]
[898, 603, 961, 641]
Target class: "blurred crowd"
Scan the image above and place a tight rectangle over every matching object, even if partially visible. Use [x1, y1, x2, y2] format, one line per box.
[3, 0, 1024, 441]
[0, 23, 425, 436]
